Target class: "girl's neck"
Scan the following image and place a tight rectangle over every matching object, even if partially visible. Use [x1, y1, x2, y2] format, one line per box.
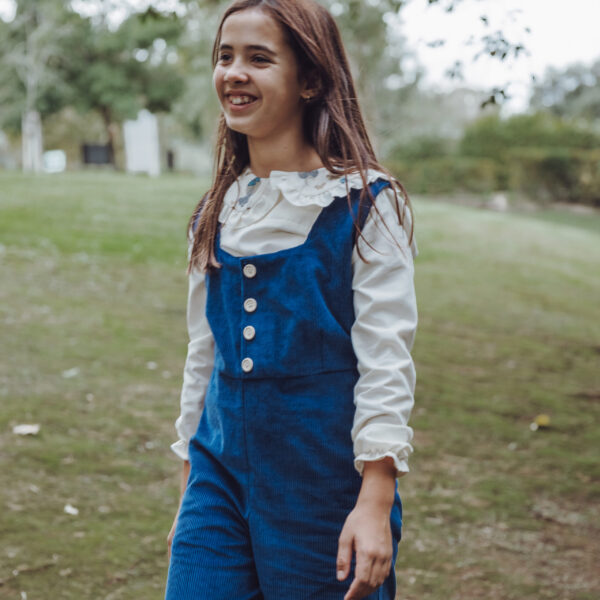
[247, 131, 323, 178]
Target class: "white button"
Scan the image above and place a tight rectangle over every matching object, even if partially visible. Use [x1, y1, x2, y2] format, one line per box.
[241, 357, 253, 372]
[243, 297, 257, 313]
[243, 325, 255, 340]
[243, 263, 257, 278]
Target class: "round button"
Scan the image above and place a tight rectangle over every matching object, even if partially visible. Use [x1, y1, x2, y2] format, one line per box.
[241, 357, 253, 373]
[243, 297, 257, 313]
[243, 325, 255, 341]
[243, 263, 257, 278]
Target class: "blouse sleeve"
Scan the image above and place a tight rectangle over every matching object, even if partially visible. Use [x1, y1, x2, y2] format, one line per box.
[170, 249, 216, 461]
[350, 185, 418, 478]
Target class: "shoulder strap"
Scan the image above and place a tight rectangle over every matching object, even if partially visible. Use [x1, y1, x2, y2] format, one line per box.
[354, 178, 391, 230]
[305, 177, 392, 243]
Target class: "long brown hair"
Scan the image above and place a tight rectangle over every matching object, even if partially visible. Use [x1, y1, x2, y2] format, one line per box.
[188, 0, 414, 273]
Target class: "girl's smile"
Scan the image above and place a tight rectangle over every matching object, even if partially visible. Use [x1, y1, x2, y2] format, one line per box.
[225, 91, 259, 111]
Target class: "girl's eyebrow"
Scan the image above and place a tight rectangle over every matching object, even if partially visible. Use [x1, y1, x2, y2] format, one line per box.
[219, 43, 276, 55]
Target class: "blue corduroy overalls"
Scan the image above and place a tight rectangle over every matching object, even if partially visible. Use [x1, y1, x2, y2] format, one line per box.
[165, 179, 403, 600]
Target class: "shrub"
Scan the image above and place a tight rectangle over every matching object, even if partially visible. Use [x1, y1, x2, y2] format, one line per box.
[507, 147, 600, 206]
[386, 157, 499, 195]
[459, 112, 600, 160]
[388, 136, 454, 161]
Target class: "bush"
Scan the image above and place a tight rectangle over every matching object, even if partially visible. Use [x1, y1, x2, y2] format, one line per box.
[459, 112, 600, 160]
[507, 147, 600, 206]
[383, 112, 600, 205]
[386, 157, 499, 195]
[388, 136, 454, 161]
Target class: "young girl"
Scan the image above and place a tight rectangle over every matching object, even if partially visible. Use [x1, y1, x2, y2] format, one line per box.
[165, 1, 418, 599]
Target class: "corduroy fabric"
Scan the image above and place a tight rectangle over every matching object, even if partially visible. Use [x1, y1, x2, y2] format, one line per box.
[165, 179, 403, 599]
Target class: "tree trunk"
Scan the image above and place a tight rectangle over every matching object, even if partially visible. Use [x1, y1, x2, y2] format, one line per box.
[21, 110, 43, 173]
[100, 106, 116, 166]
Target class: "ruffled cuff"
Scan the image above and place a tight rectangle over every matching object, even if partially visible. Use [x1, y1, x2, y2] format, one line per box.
[354, 448, 412, 479]
[170, 438, 190, 461]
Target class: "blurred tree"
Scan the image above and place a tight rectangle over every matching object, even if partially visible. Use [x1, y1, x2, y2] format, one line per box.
[59, 7, 185, 165]
[529, 59, 600, 123]
[425, 0, 530, 109]
[168, 0, 223, 139]
[0, 0, 78, 171]
[0, 1, 186, 169]
[320, 0, 419, 154]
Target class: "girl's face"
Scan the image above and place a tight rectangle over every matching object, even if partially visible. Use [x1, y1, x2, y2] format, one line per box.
[213, 8, 308, 142]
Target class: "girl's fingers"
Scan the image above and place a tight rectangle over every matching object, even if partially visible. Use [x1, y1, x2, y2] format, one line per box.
[343, 554, 391, 600]
[336, 527, 353, 580]
[343, 554, 374, 600]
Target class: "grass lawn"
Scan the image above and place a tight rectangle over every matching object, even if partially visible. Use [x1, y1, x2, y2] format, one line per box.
[0, 170, 598, 599]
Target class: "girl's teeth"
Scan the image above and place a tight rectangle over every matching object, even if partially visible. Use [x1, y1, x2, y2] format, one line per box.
[230, 96, 254, 105]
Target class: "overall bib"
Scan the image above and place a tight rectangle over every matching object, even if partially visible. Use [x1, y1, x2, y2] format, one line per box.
[166, 179, 403, 600]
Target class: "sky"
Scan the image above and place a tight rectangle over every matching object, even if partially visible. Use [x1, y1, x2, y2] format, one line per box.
[1, 0, 599, 115]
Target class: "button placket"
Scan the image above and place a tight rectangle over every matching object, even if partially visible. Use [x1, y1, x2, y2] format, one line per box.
[241, 261, 258, 373]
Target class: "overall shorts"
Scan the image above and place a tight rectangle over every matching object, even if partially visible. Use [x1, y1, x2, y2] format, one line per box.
[165, 179, 403, 599]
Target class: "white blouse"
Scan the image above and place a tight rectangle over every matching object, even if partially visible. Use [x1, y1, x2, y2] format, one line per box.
[171, 166, 418, 478]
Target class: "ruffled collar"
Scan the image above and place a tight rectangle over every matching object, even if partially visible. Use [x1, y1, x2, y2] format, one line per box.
[266, 166, 393, 207]
[222, 165, 391, 212]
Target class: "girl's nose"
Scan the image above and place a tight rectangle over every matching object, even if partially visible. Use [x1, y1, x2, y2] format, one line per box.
[224, 60, 249, 84]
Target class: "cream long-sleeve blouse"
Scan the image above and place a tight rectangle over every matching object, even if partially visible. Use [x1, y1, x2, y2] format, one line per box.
[171, 166, 418, 478]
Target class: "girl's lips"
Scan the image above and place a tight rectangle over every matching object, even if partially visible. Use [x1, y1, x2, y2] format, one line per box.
[225, 93, 258, 112]
[225, 94, 259, 112]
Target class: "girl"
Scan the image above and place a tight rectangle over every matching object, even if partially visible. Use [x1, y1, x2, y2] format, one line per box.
[165, 1, 418, 599]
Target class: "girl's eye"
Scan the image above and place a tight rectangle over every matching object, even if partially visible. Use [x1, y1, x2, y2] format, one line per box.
[252, 55, 270, 64]
[218, 53, 232, 62]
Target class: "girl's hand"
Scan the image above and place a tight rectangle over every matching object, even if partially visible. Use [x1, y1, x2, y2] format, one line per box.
[168, 460, 190, 561]
[336, 502, 393, 600]
[167, 510, 179, 562]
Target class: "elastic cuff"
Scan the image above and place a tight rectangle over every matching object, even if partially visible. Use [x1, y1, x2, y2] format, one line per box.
[354, 451, 409, 479]
[170, 439, 190, 461]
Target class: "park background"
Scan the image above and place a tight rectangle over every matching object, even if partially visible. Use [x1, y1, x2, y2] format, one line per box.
[0, 0, 599, 598]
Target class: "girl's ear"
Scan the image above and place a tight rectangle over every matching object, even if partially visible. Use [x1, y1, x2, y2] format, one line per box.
[300, 70, 321, 102]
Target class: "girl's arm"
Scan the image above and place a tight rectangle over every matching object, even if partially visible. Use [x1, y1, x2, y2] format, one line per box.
[170, 261, 216, 463]
[337, 186, 417, 600]
[180, 459, 191, 499]
[356, 457, 397, 508]
[350, 185, 418, 480]
[167, 255, 214, 558]
[336, 457, 398, 600]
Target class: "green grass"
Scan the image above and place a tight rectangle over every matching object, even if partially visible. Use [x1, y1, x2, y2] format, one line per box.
[1, 170, 599, 599]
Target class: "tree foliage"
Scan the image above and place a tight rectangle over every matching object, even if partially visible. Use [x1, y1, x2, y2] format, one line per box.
[0, 1, 186, 164]
[529, 59, 600, 122]
[0, 0, 79, 132]
[59, 8, 185, 140]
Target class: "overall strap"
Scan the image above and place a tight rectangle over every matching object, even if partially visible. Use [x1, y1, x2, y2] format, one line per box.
[305, 177, 392, 243]
[354, 178, 391, 230]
